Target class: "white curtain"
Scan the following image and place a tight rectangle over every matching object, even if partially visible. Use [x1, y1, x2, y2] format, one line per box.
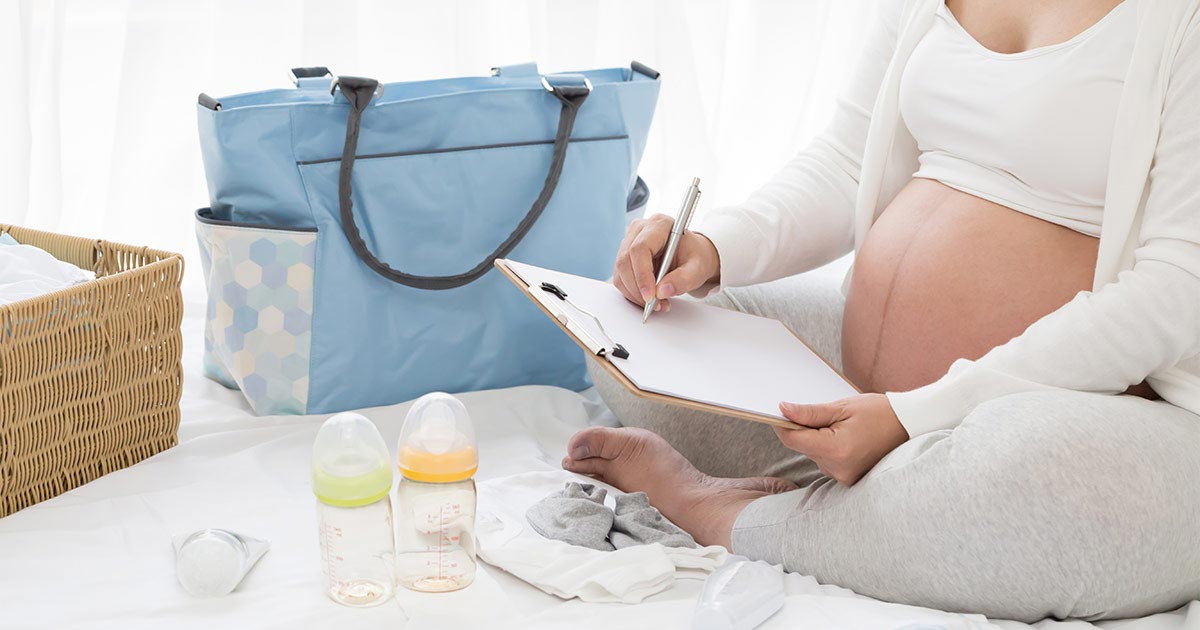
[3, 0, 875, 304]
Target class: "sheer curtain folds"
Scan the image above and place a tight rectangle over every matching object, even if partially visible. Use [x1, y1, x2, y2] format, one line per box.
[3, 0, 874, 304]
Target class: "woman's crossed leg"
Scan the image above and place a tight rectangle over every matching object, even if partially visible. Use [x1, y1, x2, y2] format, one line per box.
[580, 271, 1200, 621]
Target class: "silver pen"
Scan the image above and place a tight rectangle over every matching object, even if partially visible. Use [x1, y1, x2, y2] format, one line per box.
[643, 177, 702, 323]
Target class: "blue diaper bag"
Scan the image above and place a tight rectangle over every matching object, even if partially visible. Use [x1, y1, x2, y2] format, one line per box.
[195, 62, 659, 415]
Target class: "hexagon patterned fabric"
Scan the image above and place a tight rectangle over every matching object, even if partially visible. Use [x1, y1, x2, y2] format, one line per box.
[196, 219, 316, 415]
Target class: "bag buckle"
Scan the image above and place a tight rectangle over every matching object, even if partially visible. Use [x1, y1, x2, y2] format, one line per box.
[541, 73, 592, 106]
[331, 76, 385, 107]
[286, 66, 331, 86]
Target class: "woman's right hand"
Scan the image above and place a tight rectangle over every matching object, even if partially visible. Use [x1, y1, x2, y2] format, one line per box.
[612, 214, 721, 311]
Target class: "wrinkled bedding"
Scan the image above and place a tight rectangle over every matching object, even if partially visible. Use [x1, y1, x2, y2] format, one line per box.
[0, 308, 1195, 630]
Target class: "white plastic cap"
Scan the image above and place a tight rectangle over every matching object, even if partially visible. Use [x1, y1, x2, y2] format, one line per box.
[175, 529, 245, 597]
[172, 529, 268, 598]
[396, 393, 477, 483]
[311, 412, 393, 507]
[692, 560, 784, 630]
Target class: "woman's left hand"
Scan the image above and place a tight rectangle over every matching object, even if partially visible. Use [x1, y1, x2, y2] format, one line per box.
[773, 393, 910, 486]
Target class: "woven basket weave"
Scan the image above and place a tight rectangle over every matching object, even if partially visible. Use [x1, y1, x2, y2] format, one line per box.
[0, 224, 184, 518]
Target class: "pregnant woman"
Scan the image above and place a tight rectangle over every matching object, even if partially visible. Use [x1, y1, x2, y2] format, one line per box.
[565, 0, 1200, 621]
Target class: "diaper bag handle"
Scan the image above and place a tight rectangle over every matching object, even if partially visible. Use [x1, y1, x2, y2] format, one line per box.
[332, 73, 591, 291]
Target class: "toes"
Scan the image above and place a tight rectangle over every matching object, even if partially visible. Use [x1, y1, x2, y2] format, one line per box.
[567, 426, 639, 461]
[561, 455, 610, 480]
[565, 427, 602, 460]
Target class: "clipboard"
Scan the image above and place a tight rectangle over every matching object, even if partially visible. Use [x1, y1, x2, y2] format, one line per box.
[495, 259, 860, 430]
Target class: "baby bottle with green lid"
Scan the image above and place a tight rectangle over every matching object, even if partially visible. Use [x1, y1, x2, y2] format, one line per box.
[311, 412, 395, 607]
[395, 392, 478, 592]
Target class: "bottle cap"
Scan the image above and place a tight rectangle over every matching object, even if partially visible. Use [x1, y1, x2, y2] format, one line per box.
[172, 529, 270, 598]
[397, 393, 478, 483]
[311, 412, 393, 507]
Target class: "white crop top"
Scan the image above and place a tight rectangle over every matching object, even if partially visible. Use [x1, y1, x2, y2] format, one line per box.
[900, 1, 1138, 237]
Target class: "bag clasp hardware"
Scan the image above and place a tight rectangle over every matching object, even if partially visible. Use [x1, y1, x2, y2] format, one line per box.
[289, 66, 333, 88]
[331, 75, 385, 103]
[541, 74, 593, 106]
[539, 282, 629, 360]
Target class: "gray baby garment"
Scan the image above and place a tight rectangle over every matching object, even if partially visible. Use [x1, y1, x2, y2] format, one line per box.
[609, 491, 696, 549]
[525, 482, 615, 551]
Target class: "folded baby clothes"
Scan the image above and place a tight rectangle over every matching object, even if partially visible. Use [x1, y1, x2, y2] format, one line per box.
[0, 233, 93, 306]
[526, 481, 698, 552]
[526, 482, 615, 551]
[610, 491, 697, 550]
[477, 470, 727, 604]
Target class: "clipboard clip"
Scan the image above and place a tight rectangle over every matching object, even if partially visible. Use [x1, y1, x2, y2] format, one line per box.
[539, 282, 630, 360]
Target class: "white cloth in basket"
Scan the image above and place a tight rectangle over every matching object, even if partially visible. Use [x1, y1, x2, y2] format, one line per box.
[0, 233, 94, 305]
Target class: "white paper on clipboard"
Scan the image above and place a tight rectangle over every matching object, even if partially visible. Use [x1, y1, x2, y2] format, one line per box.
[502, 259, 856, 420]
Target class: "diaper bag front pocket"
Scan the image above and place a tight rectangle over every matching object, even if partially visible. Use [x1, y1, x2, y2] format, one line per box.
[194, 208, 318, 415]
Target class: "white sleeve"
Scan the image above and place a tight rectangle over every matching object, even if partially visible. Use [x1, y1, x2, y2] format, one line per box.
[887, 28, 1200, 438]
[690, 0, 908, 290]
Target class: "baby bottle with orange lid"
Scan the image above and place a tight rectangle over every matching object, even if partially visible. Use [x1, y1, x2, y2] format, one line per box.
[394, 392, 478, 592]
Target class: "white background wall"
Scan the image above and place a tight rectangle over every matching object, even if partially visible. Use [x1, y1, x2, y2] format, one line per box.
[3, 0, 875, 304]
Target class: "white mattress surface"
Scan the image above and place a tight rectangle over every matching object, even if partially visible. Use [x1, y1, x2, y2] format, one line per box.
[0, 309, 1196, 630]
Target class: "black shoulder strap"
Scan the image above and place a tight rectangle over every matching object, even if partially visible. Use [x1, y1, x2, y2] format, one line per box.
[332, 75, 590, 290]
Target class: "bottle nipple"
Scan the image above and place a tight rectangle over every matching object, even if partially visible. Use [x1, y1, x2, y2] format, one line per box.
[311, 412, 392, 507]
[397, 393, 478, 483]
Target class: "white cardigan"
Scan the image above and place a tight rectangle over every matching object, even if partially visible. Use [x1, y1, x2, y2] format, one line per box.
[692, 0, 1200, 437]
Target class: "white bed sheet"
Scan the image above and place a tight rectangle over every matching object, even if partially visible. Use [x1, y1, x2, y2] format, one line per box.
[0, 308, 1196, 630]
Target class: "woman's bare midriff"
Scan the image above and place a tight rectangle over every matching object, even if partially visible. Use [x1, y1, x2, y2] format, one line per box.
[843, 178, 1113, 395]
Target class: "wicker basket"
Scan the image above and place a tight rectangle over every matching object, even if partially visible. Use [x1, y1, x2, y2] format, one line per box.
[0, 224, 184, 518]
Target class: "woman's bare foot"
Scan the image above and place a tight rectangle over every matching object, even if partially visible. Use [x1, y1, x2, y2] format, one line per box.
[561, 427, 798, 549]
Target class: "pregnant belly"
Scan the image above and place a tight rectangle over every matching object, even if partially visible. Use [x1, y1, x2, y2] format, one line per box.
[842, 178, 1099, 394]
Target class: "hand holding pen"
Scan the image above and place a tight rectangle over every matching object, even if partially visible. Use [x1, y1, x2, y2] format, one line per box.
[610, 178, 721, 317]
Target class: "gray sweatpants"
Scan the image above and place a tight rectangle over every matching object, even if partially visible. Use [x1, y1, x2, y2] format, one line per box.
[588, 271, 1200, 622]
